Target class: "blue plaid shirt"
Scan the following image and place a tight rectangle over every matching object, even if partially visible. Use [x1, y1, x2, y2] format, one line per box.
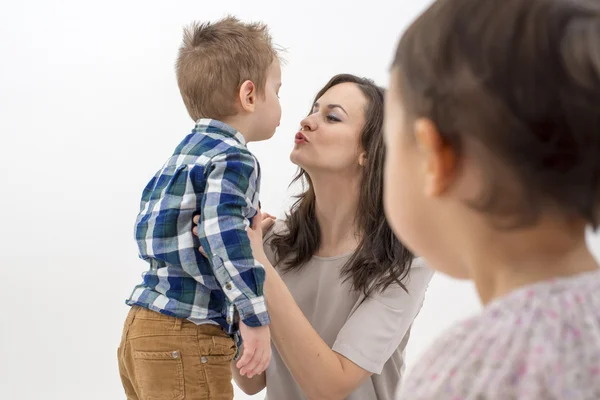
[127, 119, 270, 335]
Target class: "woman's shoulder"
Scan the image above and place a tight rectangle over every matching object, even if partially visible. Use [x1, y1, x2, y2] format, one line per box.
[262, 219, 288, 265]
[263, 219, 288, 242]
[369, 257, 434, 308]
[407, 257, 435, 291]
[263, 218, 288, 251]
[409, 257, 434, 279]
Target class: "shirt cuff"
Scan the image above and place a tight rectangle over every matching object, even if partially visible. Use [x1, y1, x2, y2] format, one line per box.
[236, 295, 270, 327]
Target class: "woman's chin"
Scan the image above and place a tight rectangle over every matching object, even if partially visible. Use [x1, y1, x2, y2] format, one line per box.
[289, 149, 303, 166]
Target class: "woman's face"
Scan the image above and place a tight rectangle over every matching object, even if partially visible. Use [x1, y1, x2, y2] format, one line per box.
[290, 82, 367, 176]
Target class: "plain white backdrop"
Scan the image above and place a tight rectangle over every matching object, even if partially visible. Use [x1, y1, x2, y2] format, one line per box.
[2, 0, 600, 399]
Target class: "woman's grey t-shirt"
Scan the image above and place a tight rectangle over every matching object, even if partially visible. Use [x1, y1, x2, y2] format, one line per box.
[263, 221, 434, 400]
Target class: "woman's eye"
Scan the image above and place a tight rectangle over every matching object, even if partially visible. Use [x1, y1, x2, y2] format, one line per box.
[327, 114, 341, 122]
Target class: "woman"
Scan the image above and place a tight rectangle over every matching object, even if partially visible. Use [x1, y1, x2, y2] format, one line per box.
[196, 74, 433, 399]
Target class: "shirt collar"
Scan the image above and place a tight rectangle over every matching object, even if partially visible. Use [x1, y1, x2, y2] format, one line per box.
[194, 118, 247, 146]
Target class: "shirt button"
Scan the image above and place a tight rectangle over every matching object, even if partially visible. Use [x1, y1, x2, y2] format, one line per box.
[201, 356, 208, 364]
[225, 282, 233, 290]
[172, 351, 179, 359]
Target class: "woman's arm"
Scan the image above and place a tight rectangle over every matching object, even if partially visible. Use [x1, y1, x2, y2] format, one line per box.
[238, 214, 371, 400]
[252, 257, 372, 400]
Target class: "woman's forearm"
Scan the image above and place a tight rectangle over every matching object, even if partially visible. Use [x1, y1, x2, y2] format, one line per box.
[257, 254, 369, 400]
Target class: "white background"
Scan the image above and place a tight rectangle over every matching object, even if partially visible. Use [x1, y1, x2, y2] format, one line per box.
[1, 0, 599, 399]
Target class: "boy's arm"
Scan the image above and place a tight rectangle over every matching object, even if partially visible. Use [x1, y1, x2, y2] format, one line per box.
[197, 151, 269, 327]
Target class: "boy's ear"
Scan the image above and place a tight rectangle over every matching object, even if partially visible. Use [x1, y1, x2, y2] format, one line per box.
[238, 80, 256, 113]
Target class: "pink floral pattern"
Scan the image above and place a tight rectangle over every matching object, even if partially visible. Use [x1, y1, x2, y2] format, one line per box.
[400, 270, 600, 399]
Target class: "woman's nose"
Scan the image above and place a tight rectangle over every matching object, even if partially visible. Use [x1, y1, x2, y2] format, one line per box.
[300, 115, 316, 131]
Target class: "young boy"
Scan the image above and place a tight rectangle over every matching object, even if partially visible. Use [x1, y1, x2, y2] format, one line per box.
[118, 17, 282, 399]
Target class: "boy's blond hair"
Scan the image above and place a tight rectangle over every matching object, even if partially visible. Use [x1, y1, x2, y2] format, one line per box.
[176, 16, 279, 121]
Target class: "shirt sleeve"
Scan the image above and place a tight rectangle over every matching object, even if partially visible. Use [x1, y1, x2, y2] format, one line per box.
[332, 258, 434, 374]
[197, 150, 270, 327]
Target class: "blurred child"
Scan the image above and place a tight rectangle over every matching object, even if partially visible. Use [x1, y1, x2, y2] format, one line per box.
[383, 0, 600, 398]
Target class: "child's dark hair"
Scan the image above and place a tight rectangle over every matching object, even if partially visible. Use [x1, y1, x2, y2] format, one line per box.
[393, 0, 600, 228]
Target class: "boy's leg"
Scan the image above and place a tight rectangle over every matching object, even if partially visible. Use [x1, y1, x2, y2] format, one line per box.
[118, 307, 139, 400]
[118, 346, 138, 399]
[195, 324, 237, 400]
[120, 306, 236, 400]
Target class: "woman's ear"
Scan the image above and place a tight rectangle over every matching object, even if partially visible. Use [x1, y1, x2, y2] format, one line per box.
[358, 151, 367, 167]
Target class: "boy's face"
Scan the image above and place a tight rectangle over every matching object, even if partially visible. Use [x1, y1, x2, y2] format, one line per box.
[253, 59, 282, 141]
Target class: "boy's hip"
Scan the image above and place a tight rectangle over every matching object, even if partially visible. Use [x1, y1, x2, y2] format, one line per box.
[123, 305, 231, 341]
[126, 286, 239, 335]
[118, 306, 236, 400]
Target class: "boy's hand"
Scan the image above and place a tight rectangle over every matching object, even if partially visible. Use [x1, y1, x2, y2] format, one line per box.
[236, 321, 272, 378]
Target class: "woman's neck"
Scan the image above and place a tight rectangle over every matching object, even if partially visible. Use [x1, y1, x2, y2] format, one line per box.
[310, 173, 361, 257]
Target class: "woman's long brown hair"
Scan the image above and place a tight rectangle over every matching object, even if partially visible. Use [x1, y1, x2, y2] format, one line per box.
[270, 74, 413, 296]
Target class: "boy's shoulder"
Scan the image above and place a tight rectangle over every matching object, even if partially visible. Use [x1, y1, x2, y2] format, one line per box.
[208, 144, 257, 171]
[173, 128, 255, 164]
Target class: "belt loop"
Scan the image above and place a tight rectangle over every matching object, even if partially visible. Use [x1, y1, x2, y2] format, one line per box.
[123, 306, 138, 339]
[127, 306, 139, 325]
[173, 316, 183, 331]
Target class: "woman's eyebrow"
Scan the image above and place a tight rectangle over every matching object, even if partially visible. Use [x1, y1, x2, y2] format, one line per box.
[313, 102, 348, 115]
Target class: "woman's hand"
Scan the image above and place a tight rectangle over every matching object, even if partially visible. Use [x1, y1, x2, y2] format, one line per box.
[192, 211, 276, 259]
[246, 210, 276, 262]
